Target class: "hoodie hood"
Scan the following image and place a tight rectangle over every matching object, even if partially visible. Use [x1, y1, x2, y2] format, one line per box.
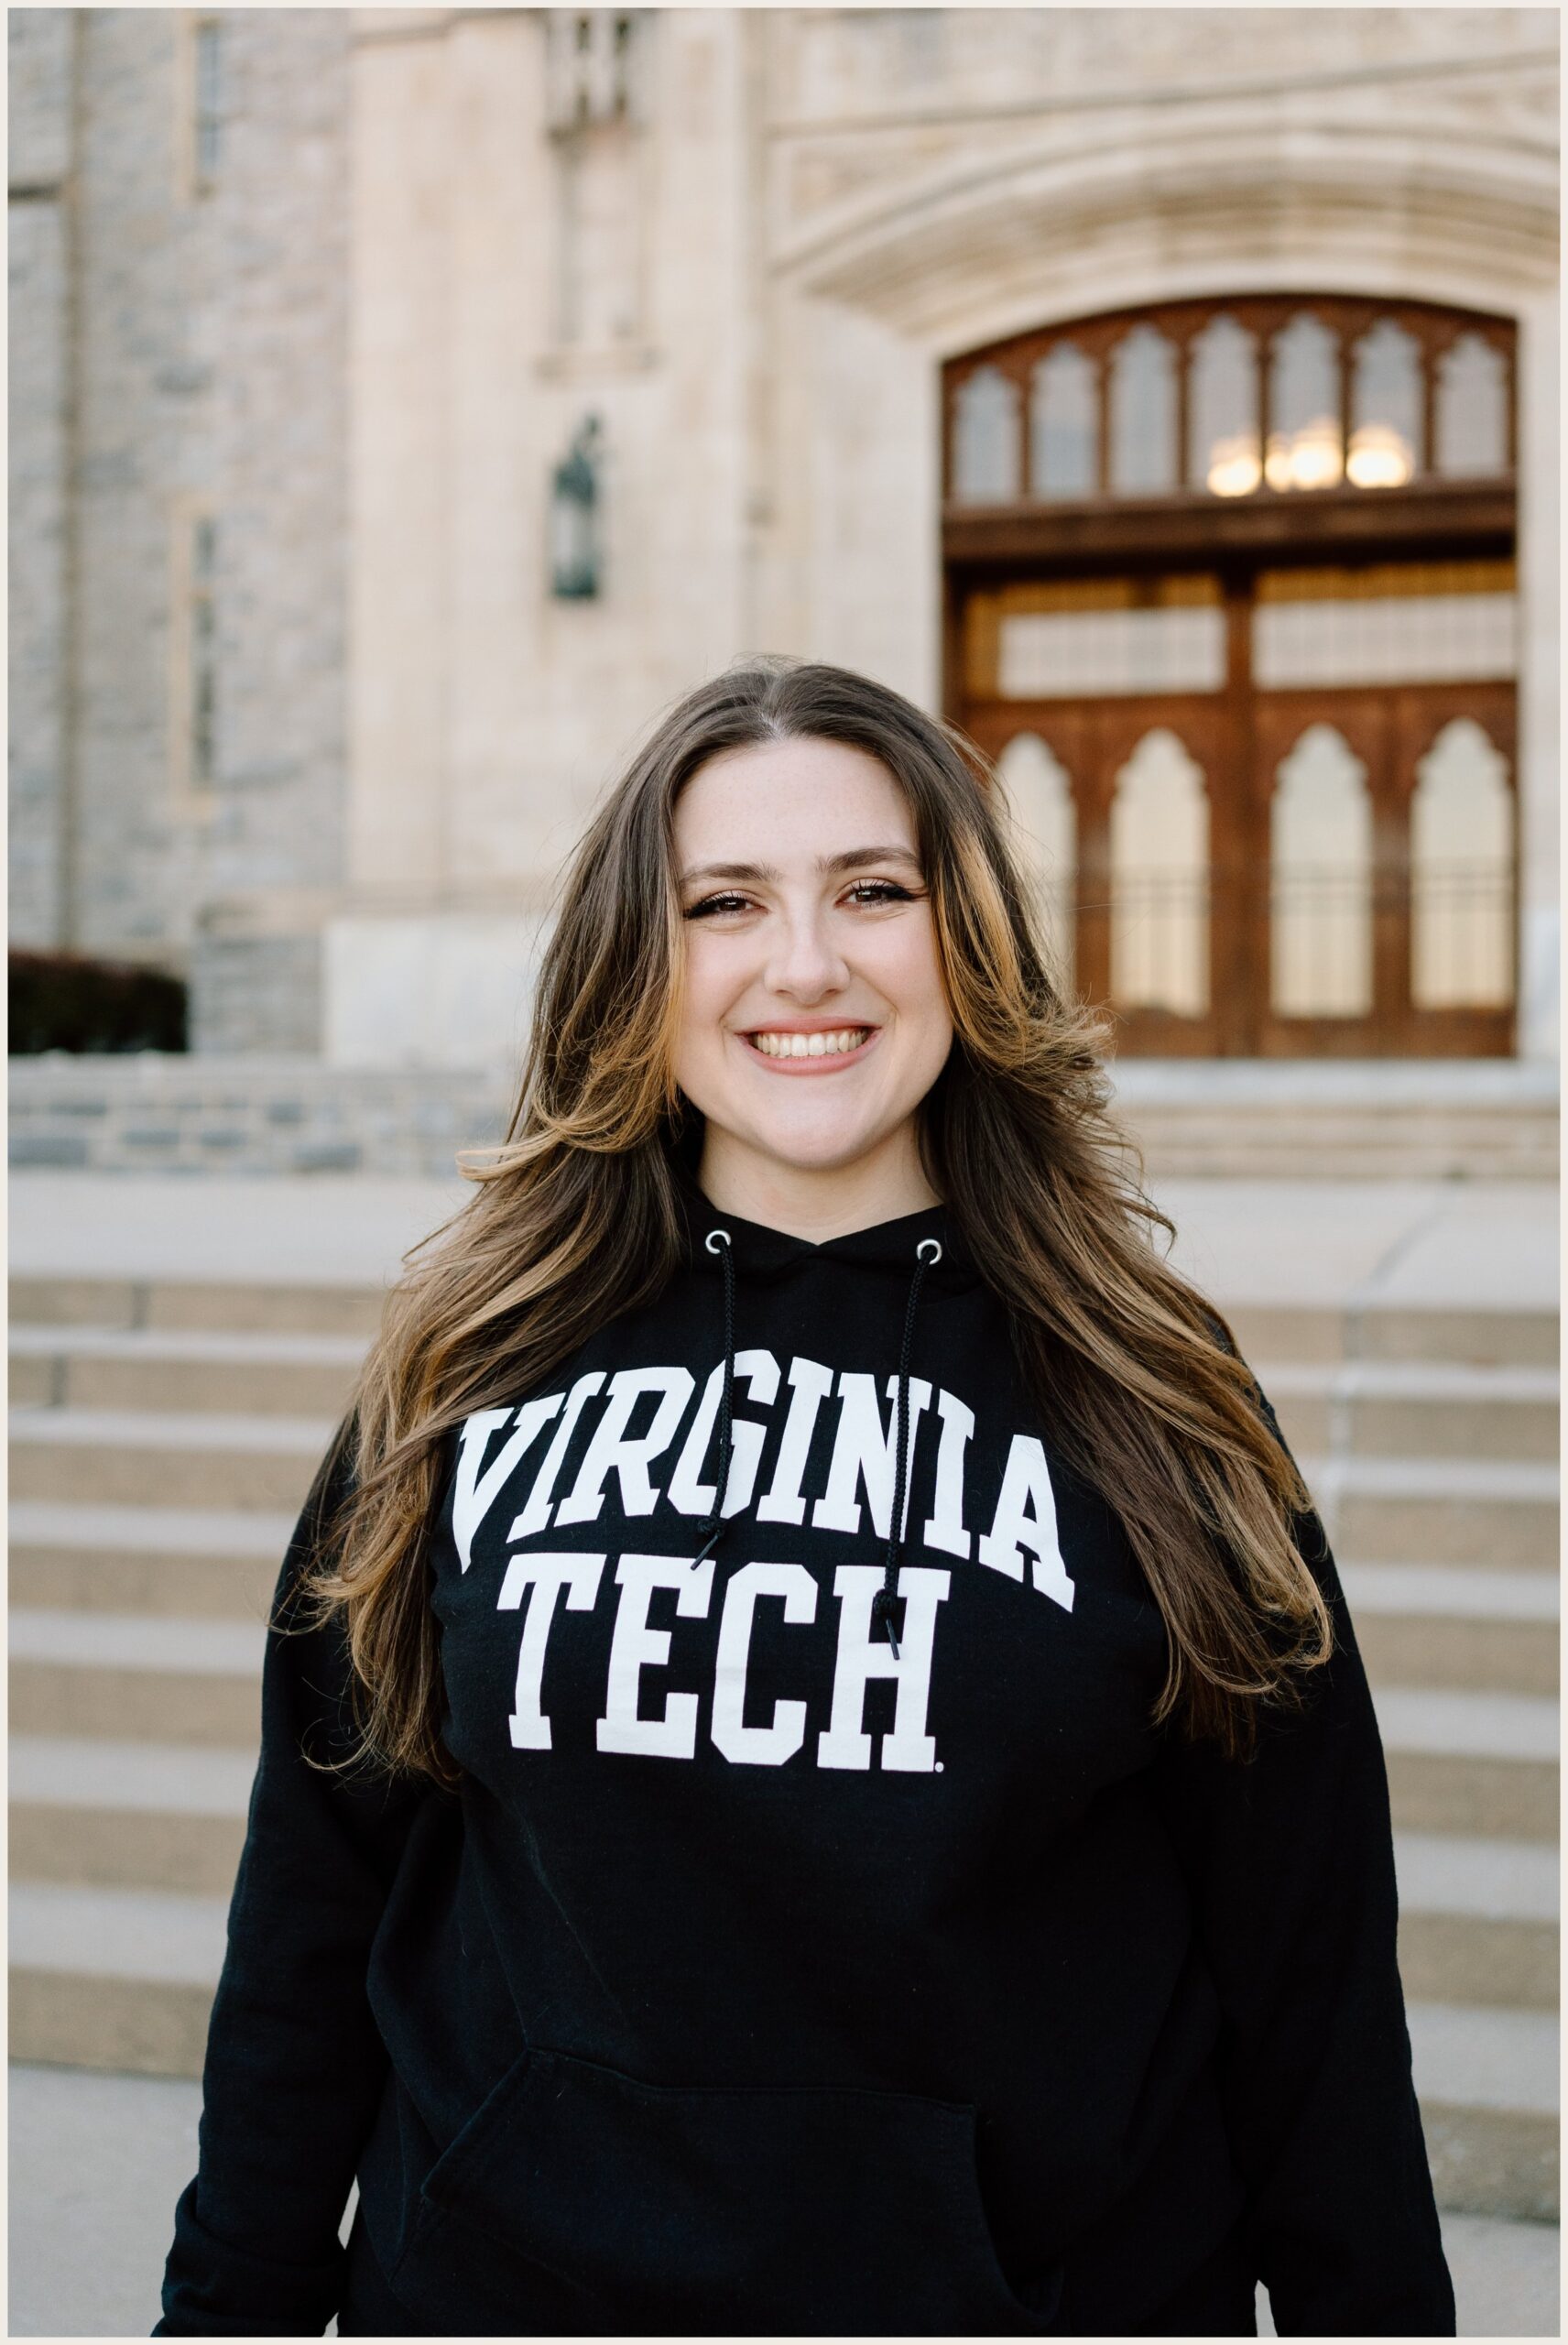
[669, 1159, 983, 1290]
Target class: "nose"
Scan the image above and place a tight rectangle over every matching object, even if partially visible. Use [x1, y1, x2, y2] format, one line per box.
[763, 900, 850, 1005]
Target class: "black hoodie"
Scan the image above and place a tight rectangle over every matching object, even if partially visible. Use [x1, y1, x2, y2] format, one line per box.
[158, 1188, 1454, 2338]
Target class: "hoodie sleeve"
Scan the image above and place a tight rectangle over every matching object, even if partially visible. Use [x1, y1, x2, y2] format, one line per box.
[1152, 1409, 1455, 2338]
[156, 1434, 430, 2337]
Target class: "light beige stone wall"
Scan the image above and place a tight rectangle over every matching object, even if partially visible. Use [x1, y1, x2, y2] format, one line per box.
[343, 9, 759, 919]
[11, 8, 1558, 1067]
[332, 6, 1557, 1066]
[752, 5, 1560, 1056]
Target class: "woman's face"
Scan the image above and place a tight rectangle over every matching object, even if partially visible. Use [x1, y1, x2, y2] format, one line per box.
[670, 736, 953, 1183]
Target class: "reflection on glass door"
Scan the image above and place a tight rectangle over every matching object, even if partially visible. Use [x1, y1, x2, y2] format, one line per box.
[1109, 729, 1210, 1016]
[997, 732, 1076, 982]
[1269, 725, 1373, 1018]
[1410, 718, 1515, 1009]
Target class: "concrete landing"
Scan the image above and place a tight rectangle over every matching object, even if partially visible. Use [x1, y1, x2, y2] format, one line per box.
[6, 2062, 1559, 2337]
[11, 1172, 1559, 1309]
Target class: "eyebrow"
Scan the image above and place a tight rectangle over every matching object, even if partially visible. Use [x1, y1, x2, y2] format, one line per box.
[679, 845, 923, 886]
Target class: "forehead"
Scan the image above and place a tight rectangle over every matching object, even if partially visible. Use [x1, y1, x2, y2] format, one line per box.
[674, 738, 914, 857]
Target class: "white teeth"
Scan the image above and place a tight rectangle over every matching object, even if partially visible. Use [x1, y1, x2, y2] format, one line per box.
[749, 1027, 868, 1060]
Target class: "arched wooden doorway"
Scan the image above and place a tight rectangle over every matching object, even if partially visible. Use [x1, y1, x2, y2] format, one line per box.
[942, 295, 1519, 1055]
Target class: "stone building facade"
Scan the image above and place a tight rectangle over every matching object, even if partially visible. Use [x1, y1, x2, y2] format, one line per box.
[9, 7, 1560, 1074]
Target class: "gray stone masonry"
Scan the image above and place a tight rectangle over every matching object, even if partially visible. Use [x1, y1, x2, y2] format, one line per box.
[8, 11, 73, 947]
[6, 10, 350, 1050]
[8, 1054, 509, 1180]
[7, 1053, 1560, 1182]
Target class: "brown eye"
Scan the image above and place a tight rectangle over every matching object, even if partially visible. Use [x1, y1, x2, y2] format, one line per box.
[684, 892, 752, 921]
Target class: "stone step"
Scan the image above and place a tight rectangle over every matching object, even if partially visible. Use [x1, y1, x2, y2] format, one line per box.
[9, 1610, 267, 1746]
[1260, 1361, 1559, 1464]
[1377, 1686, 1559, 1844]
[13, 1721, 1553, 2021]
[1226, 1300, 1558, 1371]
[1408, 2002, 1560, 2223]
[8, 1274, 387, 1338]
[8, 1325, 366, 1416]
[9, 1881, 229, 2078]
[1342, 1565, 1559, 1696]
[13, 1326, 1553, 1476]
[8, 1405, 334, 1512]
[1393, 1833, 1559, 2012]
[11, 1593, 1555, 1844]
[1307, 1454, 1560, 1570]
[9, 1275, 1559, 1370]
[9, 1736, 253, 1894]
[8, 1500, 293, 1617]
[9, 1409, 1557, 1554]
[1342, 1564, 1561, 1623]
[9, 1877, 1553, 2219]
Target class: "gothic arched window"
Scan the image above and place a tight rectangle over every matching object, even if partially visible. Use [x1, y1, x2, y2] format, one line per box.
[945, 295, 1515, 509]
[952, 366, 1020, 504]
[1029, 344, 1097, 500]
[942, 295, 1518, 1058]
[1348, 319, 1422, 488]
[1108, 325, 1178, 496]
[1188, 314, 1259, 497]
[1436, 334, 1510, 478]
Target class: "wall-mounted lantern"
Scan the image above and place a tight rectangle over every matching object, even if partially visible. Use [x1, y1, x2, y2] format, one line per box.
[549, 414, 603, 600]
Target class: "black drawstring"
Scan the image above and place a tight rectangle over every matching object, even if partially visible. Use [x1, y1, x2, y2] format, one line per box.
[692, 1229, 735, 1567]
[870, 1238, 942, 1660]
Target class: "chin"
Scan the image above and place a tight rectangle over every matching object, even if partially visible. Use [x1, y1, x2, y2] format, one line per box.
[746, 1119, 890, 1173]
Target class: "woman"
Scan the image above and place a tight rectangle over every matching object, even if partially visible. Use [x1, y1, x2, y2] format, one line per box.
[158, 658, 1453, 2338]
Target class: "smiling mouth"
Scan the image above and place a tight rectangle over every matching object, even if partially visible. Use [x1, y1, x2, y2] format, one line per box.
[744, 1026, 874, 1062]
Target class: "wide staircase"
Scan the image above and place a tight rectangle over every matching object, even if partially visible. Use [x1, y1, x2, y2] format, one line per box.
[9, 1269, 1559, 2222]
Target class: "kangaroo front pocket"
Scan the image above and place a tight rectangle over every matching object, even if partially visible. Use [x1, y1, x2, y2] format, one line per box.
[391, 2042, 1054, 2336]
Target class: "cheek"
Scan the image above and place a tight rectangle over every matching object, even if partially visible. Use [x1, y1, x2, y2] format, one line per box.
[673, 934, 739, 1073]
[879, 919, 953, 1048]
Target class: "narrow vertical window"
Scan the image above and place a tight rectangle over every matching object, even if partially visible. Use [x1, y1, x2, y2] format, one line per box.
[1347, 320, 1421, 488]
[998, 732, 1076, 981]
[952, 366, 1020, 504]
[1410, 718, 1514, 1008]
[193, 18, 223, 190]
[1189, 314, 1259, 497]
[1269, 725, 1373, 1017]
[1108, 325, 1177, 496]
[1266, 313, 1343, 491]
[1029, 344, 1097, 500]
[1435, 334, 1509, 478]
[1109, 728, 1209, 1015]
[191, 515, 218, 792]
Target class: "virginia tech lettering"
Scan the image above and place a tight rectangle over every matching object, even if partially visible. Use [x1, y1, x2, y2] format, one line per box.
[455, 1356, 1075, 1774]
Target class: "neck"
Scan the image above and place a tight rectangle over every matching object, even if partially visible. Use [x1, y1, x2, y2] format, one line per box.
[695, 1122, 940, 1244]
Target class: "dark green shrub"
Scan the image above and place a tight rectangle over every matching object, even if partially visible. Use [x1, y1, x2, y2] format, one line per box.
[8, 951, 189, 1054]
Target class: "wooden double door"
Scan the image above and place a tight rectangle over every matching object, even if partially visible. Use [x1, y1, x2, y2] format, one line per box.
[963, 677, 1517, 1059]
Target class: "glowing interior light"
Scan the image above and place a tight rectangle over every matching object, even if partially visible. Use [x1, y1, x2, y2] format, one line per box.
[1346, 423, 1415, 488]
[1264, 418, 1344, 492]
[1205, 434, 1262, 496]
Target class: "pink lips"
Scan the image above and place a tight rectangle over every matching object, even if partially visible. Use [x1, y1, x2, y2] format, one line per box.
[738, 1025, 881, 1076]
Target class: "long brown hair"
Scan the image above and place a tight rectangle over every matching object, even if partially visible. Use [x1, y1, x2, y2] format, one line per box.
[308, 656, 1328, 1778]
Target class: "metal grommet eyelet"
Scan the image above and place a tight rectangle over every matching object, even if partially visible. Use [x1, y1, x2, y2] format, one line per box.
[705, 1229, 732, 1254]
[917, 1238, 942, 1265]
